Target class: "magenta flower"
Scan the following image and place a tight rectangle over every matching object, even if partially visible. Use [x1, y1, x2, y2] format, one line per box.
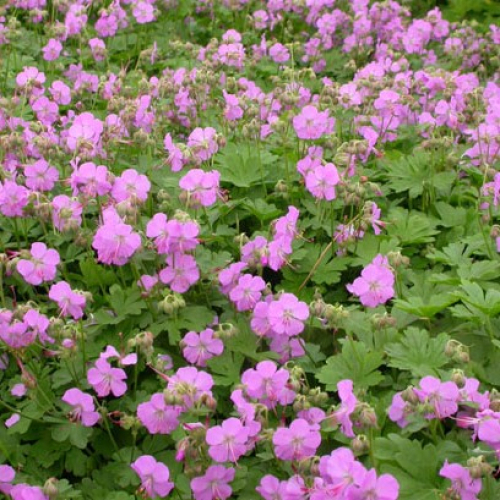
[305, 163, 340, 201]
[10, 484, 48, 500]
[133, 2, 156, 24]
[414, 376, 459, 419]
[256, 475, 289, 500]
[182, 328, 224, 367]
[87, 358, 127, 398]
[319, 447, 366, 495]
[273, 418, 321, 461]
[293, 105, 335, 140]
[190, 465, 235, 500]
[92, 207, 141, 266]
[179, 169, 221, 207]
[346, 255, 395, 308]
[167, 367, 214, 409]
[348, 469, 400, 500]
[111, 168, 151, 204]
[51, 195, 83, 232]
[332, 379, 358, 438]
[66, 112, 103, 154]
[0, 181, 29, 217]
[164, 220, 200, 254]
[241, 360, 295, 409]
[187, 127, 219, 162]
[159, 253, 199, 294]
[229, 274, 266, 311]
[440, 462, 481, 500]
[17, 242, 60, 286]
[42, 38, 62, 61]
[267, 293, 310, 336]
[206, 417, 250, 463]
[62, 388, 100, 427]
[137, 393, 182, 435]
[388, 393, 411, 429]
[0, 464, 15, 495]
[131, 455, 174, 498]
[218, 262, 247, 295]
[48, 281, 86, 319]
[24, 159, 59, 192]
[70, 161, 112, 197]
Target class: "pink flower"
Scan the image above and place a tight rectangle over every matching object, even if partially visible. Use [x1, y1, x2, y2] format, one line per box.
[48, 281, 86, 319]
[305, 163, 340, 201]
[167, 367, 214, 409]
[273, 418, 321, 461]
[159, 253, 199, 294]
[50, 80, 71, 105]
[164, 134, 186, 172]
[10, 484, 48, 500]
[62, 388, 100, 427]
[42, 38, 63, 61]
[229, 274, 266, 311]
[87, 358, 127, 398]
[0, 464, 15, 495]
[66, 112, 103, 154]
[70, 161, 112, 197]
[24, 159, 59, 192]
[51, 195, 83, 232]
[440, 462, 481, 500]
[293, 105, 335, 140]
[111, 168, 151, 204]
[267, 293, 310, 336]
[414, 376, 459, 419]
[241, 360, 296, 409]
[132, 2, 156, 24]
[11, 384, 27, 397]
[179, 169, 221, 207]
[269, 43, 290, 63]
[17, 242, 60, 286]
[346, 255, 395, 308]
[191, 465, 235, 500]
[131, 455, 174, 498]
[182, 328, 224, 367]
[348, 469, 400, 500]
[206, 417, 250, 462]
[187, 127, 218, 162]
[332, 379, 358, 438]
[137, 393, 182, 434]
[256, 475, 290, 500]
[92, 207, 141, 266]
[0, 181, 29, 217]
[5, 414, 20, 428]
[219, 262, 247, 295]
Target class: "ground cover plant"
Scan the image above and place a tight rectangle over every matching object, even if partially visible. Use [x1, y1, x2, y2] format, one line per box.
[0, 0, 500, 499]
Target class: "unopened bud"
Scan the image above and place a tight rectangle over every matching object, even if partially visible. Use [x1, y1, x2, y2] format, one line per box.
[351, 434, 370, 454]
[43, 478, 59, 499]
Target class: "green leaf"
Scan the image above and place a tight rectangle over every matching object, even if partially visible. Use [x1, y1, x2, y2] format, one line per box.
[385, 328, 449, 377]
[380, 150, 431, 198]
[108, 285, 146, 317]
[316, 340, 384, 389]
[387, 208, 439, 245]
[207, 351, 244, 386]
[215, 142, 273, 187]
[452, 280, 500, 317]
[393, 294, 458, 319]
[65, 448, 89, 476]
[79, 259, 116, 288]
[374, 434, 442, 500]
[434, 202, 468, 228]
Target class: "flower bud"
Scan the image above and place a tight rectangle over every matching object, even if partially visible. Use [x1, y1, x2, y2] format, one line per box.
[43, 478, 59, 499]
[351, 434, 370, 454]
